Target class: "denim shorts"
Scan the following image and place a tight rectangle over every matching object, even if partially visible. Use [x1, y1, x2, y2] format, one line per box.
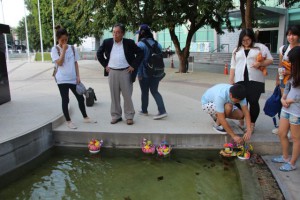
[281, 110, 300, 125]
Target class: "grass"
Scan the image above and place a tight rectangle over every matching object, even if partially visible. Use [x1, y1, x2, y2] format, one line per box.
[35, 52, 52, 61]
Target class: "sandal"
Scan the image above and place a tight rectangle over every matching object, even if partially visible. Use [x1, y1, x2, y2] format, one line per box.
[271, 156, 290, 163]
[279, 162, 296, 172]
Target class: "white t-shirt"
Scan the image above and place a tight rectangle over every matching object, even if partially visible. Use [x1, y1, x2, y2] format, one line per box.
[51, 45, 80, 84]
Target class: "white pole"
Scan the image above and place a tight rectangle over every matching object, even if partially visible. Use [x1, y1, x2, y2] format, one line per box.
[51, 0, 56, 46]
[24, 0, 30, 62]
[0, 0, 9, 63]
[37, 0, 44, 62]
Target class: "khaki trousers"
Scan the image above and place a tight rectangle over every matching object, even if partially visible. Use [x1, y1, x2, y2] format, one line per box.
[108, 69, 135, 120]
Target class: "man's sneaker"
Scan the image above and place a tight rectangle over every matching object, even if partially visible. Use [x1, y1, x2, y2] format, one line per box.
[212, 124, 227, 134]
[139, 111, 148, 116]
[153, 113, 168, 120]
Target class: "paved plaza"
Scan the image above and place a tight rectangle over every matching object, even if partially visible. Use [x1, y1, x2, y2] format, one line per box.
[0, 59, 299, 200]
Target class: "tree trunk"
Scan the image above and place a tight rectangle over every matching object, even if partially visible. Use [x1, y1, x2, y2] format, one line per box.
[168, 24, 195, 73]
[245, 0, 253, 28]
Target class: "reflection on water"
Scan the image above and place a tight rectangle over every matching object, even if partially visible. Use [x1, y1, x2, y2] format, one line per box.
[0, 147, 242, 199]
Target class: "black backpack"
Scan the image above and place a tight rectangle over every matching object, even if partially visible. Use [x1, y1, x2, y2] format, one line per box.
[141, 39, 165, 78]
[86, 87, 97, 107]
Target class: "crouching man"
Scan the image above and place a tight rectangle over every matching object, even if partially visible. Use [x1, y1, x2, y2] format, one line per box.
[201, 84, 252, 143]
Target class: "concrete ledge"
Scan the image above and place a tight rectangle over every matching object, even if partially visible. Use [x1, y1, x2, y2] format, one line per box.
[54, 131, 229, 149]
[0, 123, 54, 177]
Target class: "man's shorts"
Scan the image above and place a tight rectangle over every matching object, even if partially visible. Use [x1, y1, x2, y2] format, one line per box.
[202, 102, 239, 121]
[281, 110, 300, 125]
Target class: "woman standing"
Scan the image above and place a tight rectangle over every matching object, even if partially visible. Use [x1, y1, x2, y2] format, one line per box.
[136, 24, 167, 120]
[276, 25, 300, 92]
[272, 46, 300, 171]
[51, 25, 96, 129]
[229, 28, 273, 132]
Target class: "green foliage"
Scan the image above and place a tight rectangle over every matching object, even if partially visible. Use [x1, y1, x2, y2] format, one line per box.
[34, 52, 52, 61]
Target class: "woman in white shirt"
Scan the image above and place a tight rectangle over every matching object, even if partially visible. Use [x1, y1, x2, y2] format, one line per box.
[229, 29, 273, 132]
[51, 25, 96, 129]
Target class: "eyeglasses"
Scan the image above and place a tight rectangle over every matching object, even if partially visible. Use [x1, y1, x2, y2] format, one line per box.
[242, 38, 251, 43]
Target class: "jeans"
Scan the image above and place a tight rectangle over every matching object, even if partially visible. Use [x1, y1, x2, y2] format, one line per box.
[139, 77, 166, 114]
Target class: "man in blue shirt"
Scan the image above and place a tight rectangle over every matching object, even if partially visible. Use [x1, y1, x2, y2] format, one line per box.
[201, 84, 252, 143]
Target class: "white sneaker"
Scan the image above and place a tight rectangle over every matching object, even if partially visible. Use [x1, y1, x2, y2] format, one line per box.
[212, 124, 227, 134]
[153, 113, 168, 120]
[272, 128, 278, 134]
[84, 117, 97, 123]
[67, 121, 77, 129]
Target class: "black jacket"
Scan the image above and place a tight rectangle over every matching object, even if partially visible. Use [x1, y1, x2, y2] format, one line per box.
[97, 38, 144, 82]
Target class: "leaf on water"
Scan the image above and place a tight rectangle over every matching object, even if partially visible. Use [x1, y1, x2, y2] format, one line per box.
[197, 191, 202, 195]
[195, 172, 200, 175]
[157, 176, 164, 181]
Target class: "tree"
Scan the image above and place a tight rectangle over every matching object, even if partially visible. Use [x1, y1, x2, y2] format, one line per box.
[157, 0, 235, 72]
[91, 0, 235, 73]
[239, 0, 265, 29]
[284, 0, 300, 7]
[23, 0, 97, 51]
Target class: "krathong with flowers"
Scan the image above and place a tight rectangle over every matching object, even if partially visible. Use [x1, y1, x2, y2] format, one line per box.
[237, 142, 253, 160]
[156, 140, 172, 157]
[141, 138, 156, 154]
[219, 142, 238, 157]
[88, 139, 103, 154]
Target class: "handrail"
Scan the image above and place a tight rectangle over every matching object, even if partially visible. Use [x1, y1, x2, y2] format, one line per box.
[210, 44, 230, 53]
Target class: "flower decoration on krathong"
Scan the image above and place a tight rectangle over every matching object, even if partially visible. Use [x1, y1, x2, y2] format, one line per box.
[141, 138, 156, 154]
[156, 140, 172, 157]
[88, 139, 103, 153]
[237, 143, 253, 160]
[219, 142, 238, 157]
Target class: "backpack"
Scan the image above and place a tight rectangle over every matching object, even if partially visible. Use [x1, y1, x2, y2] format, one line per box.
[85, 87, 97, 107]
[263, 85, 282, 127]
[282, 44, 289, 56]
[141, 39, 165, 78]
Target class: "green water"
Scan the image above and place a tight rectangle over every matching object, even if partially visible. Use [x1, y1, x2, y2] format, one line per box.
[0, 148, 242, 200]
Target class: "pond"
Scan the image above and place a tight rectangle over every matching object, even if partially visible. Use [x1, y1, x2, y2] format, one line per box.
[0, 147, 242, 200]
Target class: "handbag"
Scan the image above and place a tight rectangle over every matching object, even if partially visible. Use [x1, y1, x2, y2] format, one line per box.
[76, 82, 87, 95]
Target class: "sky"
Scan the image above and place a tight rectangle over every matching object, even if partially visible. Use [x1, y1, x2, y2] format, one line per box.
[1, 0, 27, 28]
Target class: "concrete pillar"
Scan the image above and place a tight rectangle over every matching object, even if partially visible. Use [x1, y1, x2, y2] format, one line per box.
[278, 9, 288, 52]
